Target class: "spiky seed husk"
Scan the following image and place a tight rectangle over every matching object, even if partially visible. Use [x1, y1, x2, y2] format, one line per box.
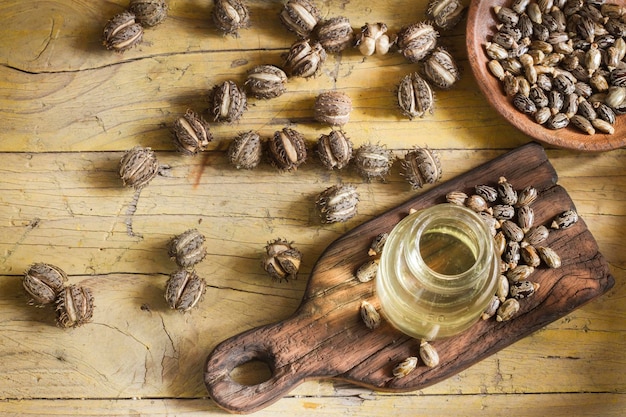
[212, 0, 250, 35]
[208, 80, 247, 123]
[314, 91, 352, 126]
[119, 146, 159, 189]
[164, 269, 206, 312]
[167, 229, 207, 268]
[267, 128, 307, 171]
[129, 0, 168, 27]
[353, 143, 395, 181]
[172, 109, 212, 156]
[316, 184, 360, 223]
[401, 147, 442, 189]
[245, 65, 288, 99]
[262, 238, 302, 282]
[316, 130, 353, 170]
[56, 285, 94, 328]
[23, 263, 68, 306]
[102, 11, 144, 52]
[279, 0, 321, 38]
[228, 131, 263, 170]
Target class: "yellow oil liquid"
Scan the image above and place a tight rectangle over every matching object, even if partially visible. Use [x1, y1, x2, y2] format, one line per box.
[419, 230, 477, 276]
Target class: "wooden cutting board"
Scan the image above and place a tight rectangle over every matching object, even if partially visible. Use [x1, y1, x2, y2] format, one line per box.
[204, 142, 614, 414]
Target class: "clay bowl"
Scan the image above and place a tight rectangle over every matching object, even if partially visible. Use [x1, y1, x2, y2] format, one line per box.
[466, 0, 626, 151]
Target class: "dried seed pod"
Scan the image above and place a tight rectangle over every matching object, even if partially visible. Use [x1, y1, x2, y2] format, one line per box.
[475, 185, 498, 203]
[504, 240, 521, 268]
[267, 128, 307, 171]
[314, 91, 352, 126]
[368, 232, 388, 256]
[397, 22, 439, 63]
[393, 357, 418, 378]
[521, 245, 541, 267]
[497, 177, 518, 205]
[353, 143, 395, 181]
[208, 80, 247, 123]
[423, 47, 461, 89]
[492, 204, 515, 220]
[228, 130, 263, 170]
[502, 220, 525, 242]
[466, 194, 489, 213]
[284, 39, 327, 78]
[167, 229, 207, 268]
[496, 298, 520, 322]
[55, 285, 94, 328]
[245, 65, 287, 99]
[397, 73, 435, 119]
[506, 264, 535, 282]
[482, 295, 501, 320]
[316, 184, 360, 223]
[522, 225, 550, 247]
[357, 22, 394, 56]
[164, 269, 206, 312]
[427, 0, 465, 30]
[317, 130, 353, 170]
[279, 0, 321, 38]
[356, 259, 379, 283]
[172, 109, 212, 155]
[570, 114, 595, 135]
[212, 0, 250, 35]
[496, 275, 510, 302]
[262, 238, 302, 282]
[419, 340, 440, 368]
[446, 191, 468, 206]
[129, 0, 168, 27]
[360, 300, 381, 329]
[315, 16, 354, 53]
[537, 246, 561, 268]
[119, 146, 159, 189]
[23, 263, 68, 306]
[517, 205, 534, 232]
[401, 147, 442, 189]
[102, 11, 144, 52]
[510, 280, 540, 299]
[516, 185, 538, 207]
[551, 209, 579, 229]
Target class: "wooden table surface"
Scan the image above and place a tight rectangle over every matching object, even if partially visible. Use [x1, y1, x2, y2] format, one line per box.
[0, 1, 624, 416]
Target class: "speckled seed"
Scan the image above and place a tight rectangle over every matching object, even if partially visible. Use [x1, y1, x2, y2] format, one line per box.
[393, 357, 418, 378]
[419, 339, 440, 368]
[360, 300, 381, 329]
[570, 115, 595, 135]
[534, 107, 552, 124]
[493, 204, 515, 220]
[537, 246, 562, 268]
[494, 231, 507, 256]
[521, 245, 541, 267]
[356, 259, 379, 283]
[502, 220, 525, 242]
[466, 194, 490, 213]
[506, 265, 535, 282]
[546, 113, 570, 129]
[591, 118, 615, 134]
[496, 275, 510, 302]
[497, 177, 518, 205]
[475, 185, 498, 203]
[522, 225, 549, 247]
[516, 185, 538, 207]
[368, 233, 388, 257]
[482, 295, 501, 320]
[445, 191, 468, 206]
[480, 212, 499, 236]
[504, 240, 521, 268]
[496, 298, 520, 322]
[551, 209, 579, 229]
[517, 205, 534, 232]
[513, 93, 537, 114]
[509, 280, 540, 299]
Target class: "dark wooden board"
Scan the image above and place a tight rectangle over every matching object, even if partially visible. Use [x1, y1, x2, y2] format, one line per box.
[204, 143, 615, 414]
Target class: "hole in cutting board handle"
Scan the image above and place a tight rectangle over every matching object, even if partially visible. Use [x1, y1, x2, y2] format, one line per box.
[229, 359, 273, 386]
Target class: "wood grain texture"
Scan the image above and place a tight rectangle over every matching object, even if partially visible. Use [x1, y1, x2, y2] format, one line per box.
[0, 0, 624, 416]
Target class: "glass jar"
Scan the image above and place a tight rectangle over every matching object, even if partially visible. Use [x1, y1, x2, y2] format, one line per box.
[376, 203, 499, 340]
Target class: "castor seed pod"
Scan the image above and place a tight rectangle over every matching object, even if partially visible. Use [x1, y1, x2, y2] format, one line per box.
[129, 0, 168, 27]
[212, 0, 250, 36]
[419, 340, 440, 368]
[401, 147, 442, 189]
[593, 102, 616, 124]
[506, 264, 535, 283]
[279, 0, 321, 39]
[228, 130, 263, 170]
[482, 295, 501, 320]
[119, 146, 159, 189]
[522, 225, 549, 247]
[357, 22, 394, 56]
[315, 16, 354, 53]
[314, 91, 352, 126]
[356, 259, 379, 283]
[262, 239, 302, 282]
[509, 280, 540, 299]
[516, 185, 538, 207]
[492, 204, 515, 220]
[102, 11, 144, 52]
[475, 185, 498, 203]
[368, 232, 388, 256]
[445, 191, 467, 206]
[167, 229, 207, 268]
[537, 246, 561, 268]
[208, 80, 247, 123]
[397, 73, 435, 119]
[393, 357, 418, 378]
[360, 300, 381, 329]
[23, 263, 68, 306]
[172, 109, 212, 156]
[496, 298, 520, 322]
[245, 65, 288, 99]
[396, 22, 439, 63]
[317, 130, 353, 170]
[423, 47, 461, 89]
[502, 220, 525, 242]
[353, 143, 394, 181]
[56, 285, 94, 328]
[316, 184, 360, 223]
[513, 92, 537, 114]
[496, 275, 509, 302]
[427, 0, 465, 30]
[497, 177, 518, 205]
[551, 209, 579, 230]
[164, 269, 206, 312]
[517, 205, 534, 232]
[521, 244, 541, 267]
[284, 39, 327, 78]
[267, 128, 307, 171]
